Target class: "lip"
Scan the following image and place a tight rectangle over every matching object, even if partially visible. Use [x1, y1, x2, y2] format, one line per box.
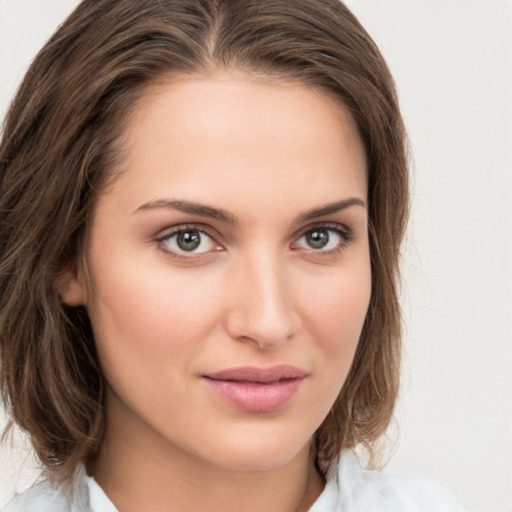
[202, 365, 307, 413]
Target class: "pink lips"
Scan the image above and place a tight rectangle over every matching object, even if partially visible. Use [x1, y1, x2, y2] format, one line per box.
[203, 365, 307, 413]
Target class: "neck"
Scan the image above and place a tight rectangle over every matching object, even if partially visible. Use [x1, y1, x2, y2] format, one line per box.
[91, 391, 325, 512]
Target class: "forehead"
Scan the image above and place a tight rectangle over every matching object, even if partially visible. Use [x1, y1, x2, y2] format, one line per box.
[100, 70, 367, 220]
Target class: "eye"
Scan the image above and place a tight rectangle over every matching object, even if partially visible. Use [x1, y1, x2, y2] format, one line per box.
[157, 226, 220, 255]
[293, 225, 351, 252]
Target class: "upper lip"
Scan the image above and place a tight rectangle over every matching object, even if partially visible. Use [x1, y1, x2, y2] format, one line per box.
[203, 365, 308, 384]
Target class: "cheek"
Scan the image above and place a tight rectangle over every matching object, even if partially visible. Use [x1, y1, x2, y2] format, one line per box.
[300, 261, 372, 383]
[87, 247, 220, 339]
[304, 265, 371, 343]
[84, 255, 224, 396]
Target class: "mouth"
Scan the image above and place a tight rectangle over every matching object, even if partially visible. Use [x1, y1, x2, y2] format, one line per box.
[202, 365, 307, 413]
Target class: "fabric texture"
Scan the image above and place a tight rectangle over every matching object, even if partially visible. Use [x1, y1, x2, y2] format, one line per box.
[3, 450, 465, 512]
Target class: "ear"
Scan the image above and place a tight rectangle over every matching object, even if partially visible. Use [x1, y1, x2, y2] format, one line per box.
[54, 266, 87, 306]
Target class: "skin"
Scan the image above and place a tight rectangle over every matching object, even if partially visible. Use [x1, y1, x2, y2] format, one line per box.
[61, 69, 371, 512]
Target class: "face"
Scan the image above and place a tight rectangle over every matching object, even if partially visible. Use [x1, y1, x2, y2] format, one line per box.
[64, 70, 371, 472]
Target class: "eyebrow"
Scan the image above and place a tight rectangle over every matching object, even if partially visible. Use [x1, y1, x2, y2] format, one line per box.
[134, 197, 366, 224]
[135, 199, 238, 224]
[296, 197, 366, 222]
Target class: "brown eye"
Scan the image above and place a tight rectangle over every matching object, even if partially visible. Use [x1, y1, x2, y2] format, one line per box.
[176, 230, 201, 251]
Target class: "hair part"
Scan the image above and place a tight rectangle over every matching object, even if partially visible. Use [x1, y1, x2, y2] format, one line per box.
[0, 0, 408, 482]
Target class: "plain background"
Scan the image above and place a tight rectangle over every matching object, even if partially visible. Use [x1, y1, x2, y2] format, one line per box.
[0, 1, 511, 510]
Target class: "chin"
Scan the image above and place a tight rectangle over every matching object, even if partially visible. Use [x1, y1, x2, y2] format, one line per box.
[195, 431, 314, 473]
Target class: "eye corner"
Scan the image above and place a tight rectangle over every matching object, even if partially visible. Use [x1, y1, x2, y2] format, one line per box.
[154, 224, 225, 260]
[291, 223, 354, 254]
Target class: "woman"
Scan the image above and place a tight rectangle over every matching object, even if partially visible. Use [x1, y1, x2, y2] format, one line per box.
[0, 0, 464, 510]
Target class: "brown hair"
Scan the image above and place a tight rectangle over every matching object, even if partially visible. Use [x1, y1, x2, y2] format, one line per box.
[0, 0, 408, 481]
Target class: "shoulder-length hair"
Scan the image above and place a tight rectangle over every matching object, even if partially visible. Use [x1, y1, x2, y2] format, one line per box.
[0, 0, 408, 481]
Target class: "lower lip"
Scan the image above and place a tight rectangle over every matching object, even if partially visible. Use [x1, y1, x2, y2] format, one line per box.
[204, 377, 304, 413]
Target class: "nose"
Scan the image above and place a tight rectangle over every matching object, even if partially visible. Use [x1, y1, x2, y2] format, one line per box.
[225, 252, 301, 350]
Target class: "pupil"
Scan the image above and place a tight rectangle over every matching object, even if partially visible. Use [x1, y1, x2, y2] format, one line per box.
[307, 229, 329, 249]
[177, 230, 201, 251]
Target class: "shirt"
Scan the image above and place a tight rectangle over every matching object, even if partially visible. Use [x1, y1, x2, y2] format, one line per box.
[3, 449, 465, 511]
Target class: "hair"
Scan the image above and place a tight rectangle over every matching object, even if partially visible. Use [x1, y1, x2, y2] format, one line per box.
[0, 0, 408, 482]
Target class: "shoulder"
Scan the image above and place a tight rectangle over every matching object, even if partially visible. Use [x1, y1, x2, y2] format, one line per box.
[2, 466, 96, 512]
[2, 480, 71, 512]
[331, 450, 465, 512]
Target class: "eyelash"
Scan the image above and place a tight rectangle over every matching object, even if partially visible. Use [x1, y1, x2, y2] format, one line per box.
[155, 224, 220, 261]
[292, 223, 354, 255]
[155, 223, 354, 260]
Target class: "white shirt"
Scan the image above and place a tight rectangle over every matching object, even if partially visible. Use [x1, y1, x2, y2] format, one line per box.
[3, 450, 465, 511]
